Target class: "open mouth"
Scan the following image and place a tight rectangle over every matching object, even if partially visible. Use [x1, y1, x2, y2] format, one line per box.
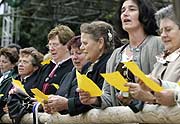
[123, 18, 131, 23]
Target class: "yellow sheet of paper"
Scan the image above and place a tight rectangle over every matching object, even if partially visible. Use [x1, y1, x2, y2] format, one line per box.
[52, 83, 59, 89]
[12, 78, 27, 94]
[41, 59, 51, 65]
[76, 70, 102, 96]
[31, 88, 48, 101]
[178, 82, 180, 86]
[123, 62, 163, 92]
[0, 94, 4, 97]
[101, 71, 129, 92]
[34, 95, 44, 104]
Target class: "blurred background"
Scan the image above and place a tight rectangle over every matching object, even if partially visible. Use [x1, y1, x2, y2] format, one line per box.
[0, 0, 174, 53]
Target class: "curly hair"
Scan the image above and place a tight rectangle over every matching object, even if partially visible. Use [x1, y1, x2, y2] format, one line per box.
[48, 25, 75, 45]
[19, 47, 44, 68]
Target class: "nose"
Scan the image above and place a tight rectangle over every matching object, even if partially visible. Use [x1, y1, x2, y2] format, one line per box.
[122, 9, 129, 16]
[161, 30, 168, 38]
[80, 44, 84, 51]
[71, 53, 78, 60]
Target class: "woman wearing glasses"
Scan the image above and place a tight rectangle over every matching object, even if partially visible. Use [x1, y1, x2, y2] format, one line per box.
[36, 25, 74, 95]
[78, 0, 164, 113]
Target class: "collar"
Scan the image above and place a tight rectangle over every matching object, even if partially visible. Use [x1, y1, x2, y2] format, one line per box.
[166, 48, 180, 62]
[51, 57, 71, 65]
[156, 48, 180, 64]
[2, 70, 11, 79]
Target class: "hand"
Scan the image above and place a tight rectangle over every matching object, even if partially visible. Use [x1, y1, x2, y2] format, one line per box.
[49, 95, 68, 112]
[76, 88, 99, 105]
[8, 87, 17, 95]
[125, 83, 155, 102]
[43, 95, 68, 114]
[155, 89, 175, 106]
[116, 92, 132, 105]
[3, 104, 8, 113]
[43, 100, 52, 114]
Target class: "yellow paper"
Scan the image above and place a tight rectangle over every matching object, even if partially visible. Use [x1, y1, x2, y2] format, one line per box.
[41, 59, 51, 65]
[0, 94, 4, 97]
[123, 62, 163, 92]
[31, 88, 48, 101]
[178, 82, 180, 86]
[76, 70, 102, 96]
[52, 83, 59, 89]
[12, 78, 27, 94]
[34, 95, 44, 104]
[101, 71, 129, 92]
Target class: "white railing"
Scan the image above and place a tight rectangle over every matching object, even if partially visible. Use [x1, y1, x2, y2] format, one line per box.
[1, 104, 180, 124]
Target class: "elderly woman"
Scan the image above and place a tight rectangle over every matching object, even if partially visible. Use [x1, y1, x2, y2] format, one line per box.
[0, 48, 19, 117]
[37, 25, 74, 95]
[78, 0, 163, 113]
[133, 5, 180, 106]
[43, 36, 90, 115]
[80, 21, 113, 88]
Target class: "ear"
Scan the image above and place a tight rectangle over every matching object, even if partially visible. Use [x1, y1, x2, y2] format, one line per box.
[33, 66, 39, 72]
[98, 37, 105, 50]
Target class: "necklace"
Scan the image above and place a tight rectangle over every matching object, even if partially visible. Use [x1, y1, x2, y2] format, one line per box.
[129, 36, 147, 52]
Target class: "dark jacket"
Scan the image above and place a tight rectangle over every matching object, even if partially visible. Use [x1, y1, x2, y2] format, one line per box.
[56, 68, 92, 116]
[82, 52, 112, 89]
[18, 70, 41, 97]
[36, 59, 74, 95]
[56, 52, 112, 116]
[0, 68, 18, 117]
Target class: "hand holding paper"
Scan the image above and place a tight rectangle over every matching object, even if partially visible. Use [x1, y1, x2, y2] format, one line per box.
[101, 71, 129, 92]
[31, 88, 48, 104]
[123, 62, 164, 92]
[12, 78, 28, 95]
[76, 70, 102, 96]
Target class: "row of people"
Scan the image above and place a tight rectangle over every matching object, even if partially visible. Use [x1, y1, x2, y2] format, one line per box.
[0, 0, 179, 123]
[78, 0, 180, 113]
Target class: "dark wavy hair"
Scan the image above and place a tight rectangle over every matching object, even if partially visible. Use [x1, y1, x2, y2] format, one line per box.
[0, 48, 19, 65]
[114, 0, 158, 39]
[67, 35, 81, 51]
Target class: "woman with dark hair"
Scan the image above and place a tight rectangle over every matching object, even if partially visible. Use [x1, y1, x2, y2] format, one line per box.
[0, 48, 19, 117]
[78, 0, 164, 113]
[43, 36, 89, 116]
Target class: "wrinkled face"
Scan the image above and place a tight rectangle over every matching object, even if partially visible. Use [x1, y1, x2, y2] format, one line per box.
[48, 35, 68, 63]
[160, 18, 180, 53]
[0, 55, 14, 73]
[121, 0, 141, 32]
[80, 33, 103, 63]
[18, 55, 36, 78]
[70, 47, 87, 71]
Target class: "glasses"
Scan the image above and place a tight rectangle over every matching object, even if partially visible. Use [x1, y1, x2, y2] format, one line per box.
[46, 43, 61, 48]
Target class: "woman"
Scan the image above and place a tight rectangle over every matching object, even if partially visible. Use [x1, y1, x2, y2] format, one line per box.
[43, 36, 89, 116]
[0, 48, 19, 117]
[135, 5, 180, 106]
[80, 21, 113, 88]
[37, 25, 74, 95]
[78, 0, 163, 113]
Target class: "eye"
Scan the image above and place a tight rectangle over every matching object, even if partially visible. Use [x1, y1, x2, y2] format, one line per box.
[121, 8, 125, 14]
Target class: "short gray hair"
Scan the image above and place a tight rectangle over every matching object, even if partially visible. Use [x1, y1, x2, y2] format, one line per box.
[155, 5, 179, 28]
